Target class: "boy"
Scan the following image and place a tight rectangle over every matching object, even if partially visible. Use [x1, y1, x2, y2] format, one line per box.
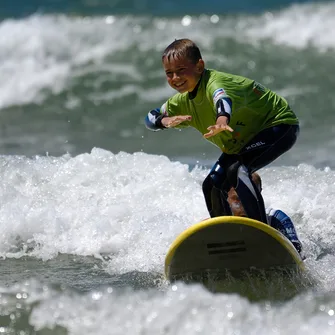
[228, 172, 303, 253]
[145, 38, 299, 224]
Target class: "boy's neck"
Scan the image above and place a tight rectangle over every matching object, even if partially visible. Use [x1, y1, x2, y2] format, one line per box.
[189, 71, 204, 100]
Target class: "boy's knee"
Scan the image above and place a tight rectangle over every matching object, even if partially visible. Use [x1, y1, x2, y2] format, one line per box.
[202, 174, 212, 195]
[226, 161, 242, 188]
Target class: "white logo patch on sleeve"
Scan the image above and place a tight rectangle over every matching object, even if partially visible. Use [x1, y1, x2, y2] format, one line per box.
[212, 88, 227, 105]
[148, 113, 156, 123]
[160, 102, 168, 116]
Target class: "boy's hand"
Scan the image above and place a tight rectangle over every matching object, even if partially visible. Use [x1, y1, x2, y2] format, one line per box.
[204, 116, 233, 138]
[161, 115, 192, 128]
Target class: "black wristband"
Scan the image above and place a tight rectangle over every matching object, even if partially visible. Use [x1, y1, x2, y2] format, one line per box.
[156, 114, 167, 129]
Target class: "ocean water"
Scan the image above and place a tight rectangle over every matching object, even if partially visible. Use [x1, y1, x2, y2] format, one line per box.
[1, 0, 335, 333]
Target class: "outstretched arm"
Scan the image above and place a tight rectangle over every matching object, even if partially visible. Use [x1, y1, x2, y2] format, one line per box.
[144, 108, 166, 131]
[161, 115, 192, 128]
[145, 108, 191, 131]
[204, 115, 233, 138]
[204, 92, 234, 138]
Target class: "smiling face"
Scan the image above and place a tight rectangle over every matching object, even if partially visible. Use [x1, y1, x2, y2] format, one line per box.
[163, 56, 204, 93]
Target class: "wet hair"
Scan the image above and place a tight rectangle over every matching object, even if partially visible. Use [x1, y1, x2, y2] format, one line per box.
[162, 39, 202, 64]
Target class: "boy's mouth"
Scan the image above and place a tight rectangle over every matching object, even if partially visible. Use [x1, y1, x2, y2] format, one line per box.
[175, 81, 186, 88]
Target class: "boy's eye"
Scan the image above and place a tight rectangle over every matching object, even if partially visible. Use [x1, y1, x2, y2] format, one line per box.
[165, 67, 186, 77]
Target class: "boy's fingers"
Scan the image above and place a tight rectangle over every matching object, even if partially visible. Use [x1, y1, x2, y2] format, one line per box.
[203, 130, 214, 138]
[204, 124, 234, 138]
[174, 116, 191, 124]
[178, 116, 191, 121]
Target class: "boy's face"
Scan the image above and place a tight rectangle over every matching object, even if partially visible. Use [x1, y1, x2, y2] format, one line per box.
[162, 56, 204, 93]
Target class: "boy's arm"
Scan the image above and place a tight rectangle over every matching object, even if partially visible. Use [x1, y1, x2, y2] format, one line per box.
[145, 95, 192, 132]
[144, 108, 167, 131]
[203, 87, 234, 138]
[162, 115, 192, 128]
[145, 108, 192, 131]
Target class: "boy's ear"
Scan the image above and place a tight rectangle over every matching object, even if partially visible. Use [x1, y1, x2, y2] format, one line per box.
[197, 59, 205, 72]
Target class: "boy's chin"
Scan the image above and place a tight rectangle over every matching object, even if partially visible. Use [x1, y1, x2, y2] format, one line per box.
[175, 86, 190, 93]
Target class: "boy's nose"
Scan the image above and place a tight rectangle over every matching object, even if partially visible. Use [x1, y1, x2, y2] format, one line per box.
[172, 72, 180, 80]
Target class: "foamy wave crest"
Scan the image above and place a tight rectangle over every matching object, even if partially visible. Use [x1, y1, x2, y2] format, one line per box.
[1, 148, 335, 277]
[0, 2, 333, 109]
[243, 2, 335, 51]
[0, 149, 207, 272]
[0, 15, 152, 109]
[4, 279, 334, 335]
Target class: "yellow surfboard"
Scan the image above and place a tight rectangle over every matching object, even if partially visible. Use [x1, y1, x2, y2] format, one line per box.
[165, 216, 304, 282]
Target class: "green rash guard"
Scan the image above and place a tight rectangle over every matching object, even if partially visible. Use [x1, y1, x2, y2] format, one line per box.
[160, 69, 299, 154]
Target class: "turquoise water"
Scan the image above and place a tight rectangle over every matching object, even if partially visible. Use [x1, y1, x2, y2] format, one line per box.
[1, 0, 321, 17]
[1, 1, 335, 333]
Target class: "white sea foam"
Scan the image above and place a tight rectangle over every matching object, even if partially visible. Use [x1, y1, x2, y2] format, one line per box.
[10, 279, 332, 335]
[0, 149, 334, 281]
[0, 15, 145, 109]
[0, 149, 206, 270]
[243, 2, 335, 51]
[1, 150, 335, 334]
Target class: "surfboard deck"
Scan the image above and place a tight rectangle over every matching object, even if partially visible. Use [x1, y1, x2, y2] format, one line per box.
[165, 216, 304, 282]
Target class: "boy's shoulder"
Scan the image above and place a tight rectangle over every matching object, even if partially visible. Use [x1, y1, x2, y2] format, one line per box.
[162, 91, 190, 114]
[206, 68, 226, 83]
[206, 68, 247, 79]
[205, 69, 253, 89]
